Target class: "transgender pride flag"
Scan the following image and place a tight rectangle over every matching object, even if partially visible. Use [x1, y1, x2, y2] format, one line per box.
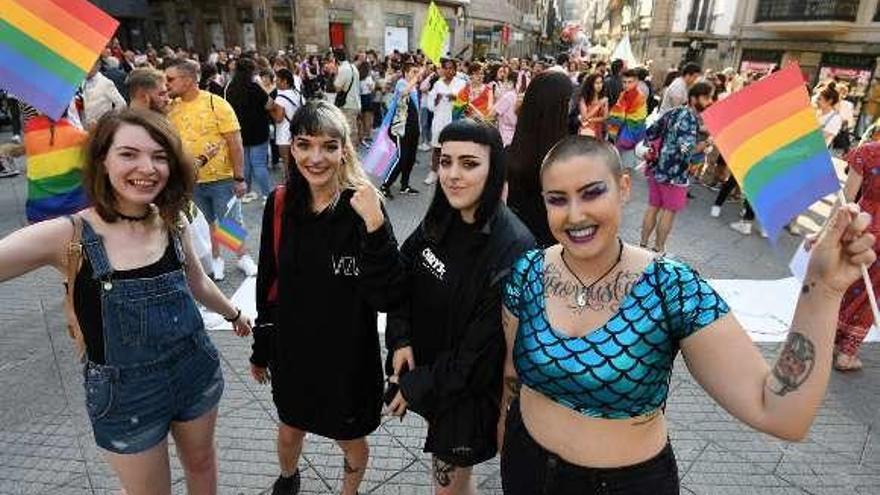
[361, 86, 402, 181]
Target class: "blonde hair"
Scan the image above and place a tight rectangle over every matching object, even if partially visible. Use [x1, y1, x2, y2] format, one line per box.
[290, 100, 376, 194]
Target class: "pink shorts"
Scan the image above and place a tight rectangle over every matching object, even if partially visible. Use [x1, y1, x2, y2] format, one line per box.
[647, 176, 688, 212]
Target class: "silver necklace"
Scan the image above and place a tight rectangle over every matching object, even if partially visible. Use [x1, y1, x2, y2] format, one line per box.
[559, 238, 624, 308]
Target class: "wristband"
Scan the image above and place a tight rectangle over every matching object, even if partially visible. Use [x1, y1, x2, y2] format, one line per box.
[224, 307, 242, 322]
[233, 176, 246, 182]
[196, 155, 208, 167]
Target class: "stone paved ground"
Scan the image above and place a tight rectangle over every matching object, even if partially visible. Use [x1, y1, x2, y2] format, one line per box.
[0, 146, 879, 495]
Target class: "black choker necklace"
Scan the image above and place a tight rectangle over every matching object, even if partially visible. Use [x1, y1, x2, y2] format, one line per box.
[115, 208, 152, 222]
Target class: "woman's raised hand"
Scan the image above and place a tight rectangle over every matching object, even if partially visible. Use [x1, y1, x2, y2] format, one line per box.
[350, 185, 385, 233]
[807, 203, 876, 295]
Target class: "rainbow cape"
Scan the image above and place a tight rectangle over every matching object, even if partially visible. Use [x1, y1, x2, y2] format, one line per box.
[607, 88, 647, 150]
[0, 0, 119, 119]
[24, 116, 89, 223]
[702, 63, 839, 240]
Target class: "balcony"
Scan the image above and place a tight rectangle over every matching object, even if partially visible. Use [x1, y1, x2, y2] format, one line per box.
[755, 0, 860, 33]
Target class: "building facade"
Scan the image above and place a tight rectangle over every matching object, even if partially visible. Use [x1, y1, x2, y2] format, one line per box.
[103, 0, 554, 61]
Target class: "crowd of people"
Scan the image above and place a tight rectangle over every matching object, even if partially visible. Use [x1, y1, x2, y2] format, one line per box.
[0, 36, 880, 495]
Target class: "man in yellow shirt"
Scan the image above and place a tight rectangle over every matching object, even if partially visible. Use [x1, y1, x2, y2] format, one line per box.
[166, 59, 257, 280]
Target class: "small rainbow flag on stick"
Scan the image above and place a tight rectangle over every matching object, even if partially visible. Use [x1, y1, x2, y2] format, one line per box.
[702, 63, 840, 241]
[24, 116, 89, 222]
[1, 0, 119, 119]
[212, 198, 247, 253]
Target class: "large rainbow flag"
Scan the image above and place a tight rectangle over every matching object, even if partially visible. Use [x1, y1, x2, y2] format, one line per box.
[702, 63, 840, 240]
[1, 0, 119, 119]
[24, 116, 89, 222]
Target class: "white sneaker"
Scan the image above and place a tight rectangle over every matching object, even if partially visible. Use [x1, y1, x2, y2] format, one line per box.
[241, 192, 258, 204]
[212, 257, 226, 281]
[237, 254, 258, 277]
[423, 171, 438, 185]
[760, 228, 769, 238]
[418, 143, 431, 151]
[729, 220, 753, 235]
[710, 205, 721, 218]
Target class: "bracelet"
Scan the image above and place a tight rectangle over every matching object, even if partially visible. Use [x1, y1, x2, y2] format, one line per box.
[224, 308, 241, 323]
[196, 155, 208, 167]
[233, 176, 246, 182]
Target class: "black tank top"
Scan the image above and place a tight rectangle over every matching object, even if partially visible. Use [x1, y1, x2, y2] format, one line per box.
[73, 241, 181, 364]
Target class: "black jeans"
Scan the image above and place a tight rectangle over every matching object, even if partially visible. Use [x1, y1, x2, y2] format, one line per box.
[501, 400, 679, 495]
[383, 127, 419, 190]
[714, 176, 755, 221]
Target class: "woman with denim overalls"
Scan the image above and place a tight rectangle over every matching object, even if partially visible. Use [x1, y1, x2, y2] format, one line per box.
[0, 109, 251, 495]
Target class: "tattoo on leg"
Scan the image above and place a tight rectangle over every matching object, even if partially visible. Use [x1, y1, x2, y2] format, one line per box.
[432, 457, 455, 488]
[770, 332, 816, 396]
[343, 457, 360, 475]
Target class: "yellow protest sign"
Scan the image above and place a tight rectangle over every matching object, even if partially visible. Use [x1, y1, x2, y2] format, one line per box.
[419, 2, 449, 64]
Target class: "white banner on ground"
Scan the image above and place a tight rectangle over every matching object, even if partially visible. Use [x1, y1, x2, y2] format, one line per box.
[203, 277, 879, 343]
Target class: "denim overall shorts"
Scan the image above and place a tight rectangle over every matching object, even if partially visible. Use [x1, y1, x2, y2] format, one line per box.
[80, 220, 224, 454]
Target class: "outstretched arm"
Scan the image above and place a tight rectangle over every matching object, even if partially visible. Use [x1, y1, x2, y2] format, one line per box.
[0, 217, 71, 282]
[682, 205, 874, 441]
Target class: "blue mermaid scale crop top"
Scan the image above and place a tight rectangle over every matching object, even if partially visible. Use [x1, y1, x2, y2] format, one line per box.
[503, 250, 730, 419]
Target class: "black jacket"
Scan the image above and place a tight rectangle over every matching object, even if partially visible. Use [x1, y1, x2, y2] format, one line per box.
[385, 204, 535, 466]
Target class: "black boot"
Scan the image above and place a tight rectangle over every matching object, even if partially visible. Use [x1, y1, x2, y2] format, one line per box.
[271, 469, 301, 495]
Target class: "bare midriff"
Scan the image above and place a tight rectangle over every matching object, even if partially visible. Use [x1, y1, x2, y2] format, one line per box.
[519, 386, 669, 468]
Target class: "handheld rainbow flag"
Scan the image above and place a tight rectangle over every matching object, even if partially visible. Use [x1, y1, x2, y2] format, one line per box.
[1, 0, 119, 119]
[452, 85, 469, 121]
[24, 116, 89, 222]
[213, 198, 247, 253]
[702, 63, 839, 241]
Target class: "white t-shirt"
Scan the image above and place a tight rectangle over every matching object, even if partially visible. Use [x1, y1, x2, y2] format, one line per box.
[333, 61, 361, 111]
[818, 110, 843, 147]
[275, 88, 302, 145]
[838, 100, 855, 129]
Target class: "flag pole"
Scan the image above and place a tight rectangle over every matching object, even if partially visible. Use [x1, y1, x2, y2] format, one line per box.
[836, 190, 880, 327]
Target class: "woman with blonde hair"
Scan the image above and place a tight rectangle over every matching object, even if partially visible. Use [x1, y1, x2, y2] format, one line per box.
[250, 100, 406, 495]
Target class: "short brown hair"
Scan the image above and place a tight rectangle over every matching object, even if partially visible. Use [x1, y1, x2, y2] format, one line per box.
[126, 67, 165, 97]
[83, 109, 195, 228]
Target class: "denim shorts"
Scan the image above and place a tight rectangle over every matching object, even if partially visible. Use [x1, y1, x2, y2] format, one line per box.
[84, 334, 224, 454]
[500, 400, 679, 495]
[193, 179, 238, 224]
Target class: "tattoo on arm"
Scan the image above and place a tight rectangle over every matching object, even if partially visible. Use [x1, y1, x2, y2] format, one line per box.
[503, 377, 521, 409]
[432, 457, 455, 487]
[769, 332, 816, 397]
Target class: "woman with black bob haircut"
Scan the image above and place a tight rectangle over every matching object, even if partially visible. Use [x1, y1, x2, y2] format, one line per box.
[384, 118, 535, 494]
[250, 100, 406, 495]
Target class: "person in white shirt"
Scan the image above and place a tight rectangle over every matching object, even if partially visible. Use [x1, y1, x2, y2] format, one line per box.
[333, 48, 361, 144]
[272, 68, 303, 181]
[425, 59, 466, 185]
[659, 62, 702, 114]
[816, 85, 843, 147]
[82, 62, 126, 130]
[358, 60, 376, 146]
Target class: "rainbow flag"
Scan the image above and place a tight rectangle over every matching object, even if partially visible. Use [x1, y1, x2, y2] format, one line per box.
[362, 84, 404, 180]
[24, 116, 89, 223]
[702, 63, 840, 241]
[1, 0, 119, 119]
[452, 86, 469, 121]
[213, 217, 247, 253]
[607, 88, 647, 150]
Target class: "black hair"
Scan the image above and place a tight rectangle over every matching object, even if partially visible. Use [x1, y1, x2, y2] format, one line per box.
[819, 85, 840, 106]
[225, 57, 257, 110]
[276, 67, 295, 87]
[556, 52, 570, 66]
[681, 62, 702, 76]
[332, 47, 348, 62]
[422, 119, 507, 239]
[688, 81, 715, 100]
[579, 73, 605, 104]
[540, 135, 622, 179]
[610, 59, 624, 75]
